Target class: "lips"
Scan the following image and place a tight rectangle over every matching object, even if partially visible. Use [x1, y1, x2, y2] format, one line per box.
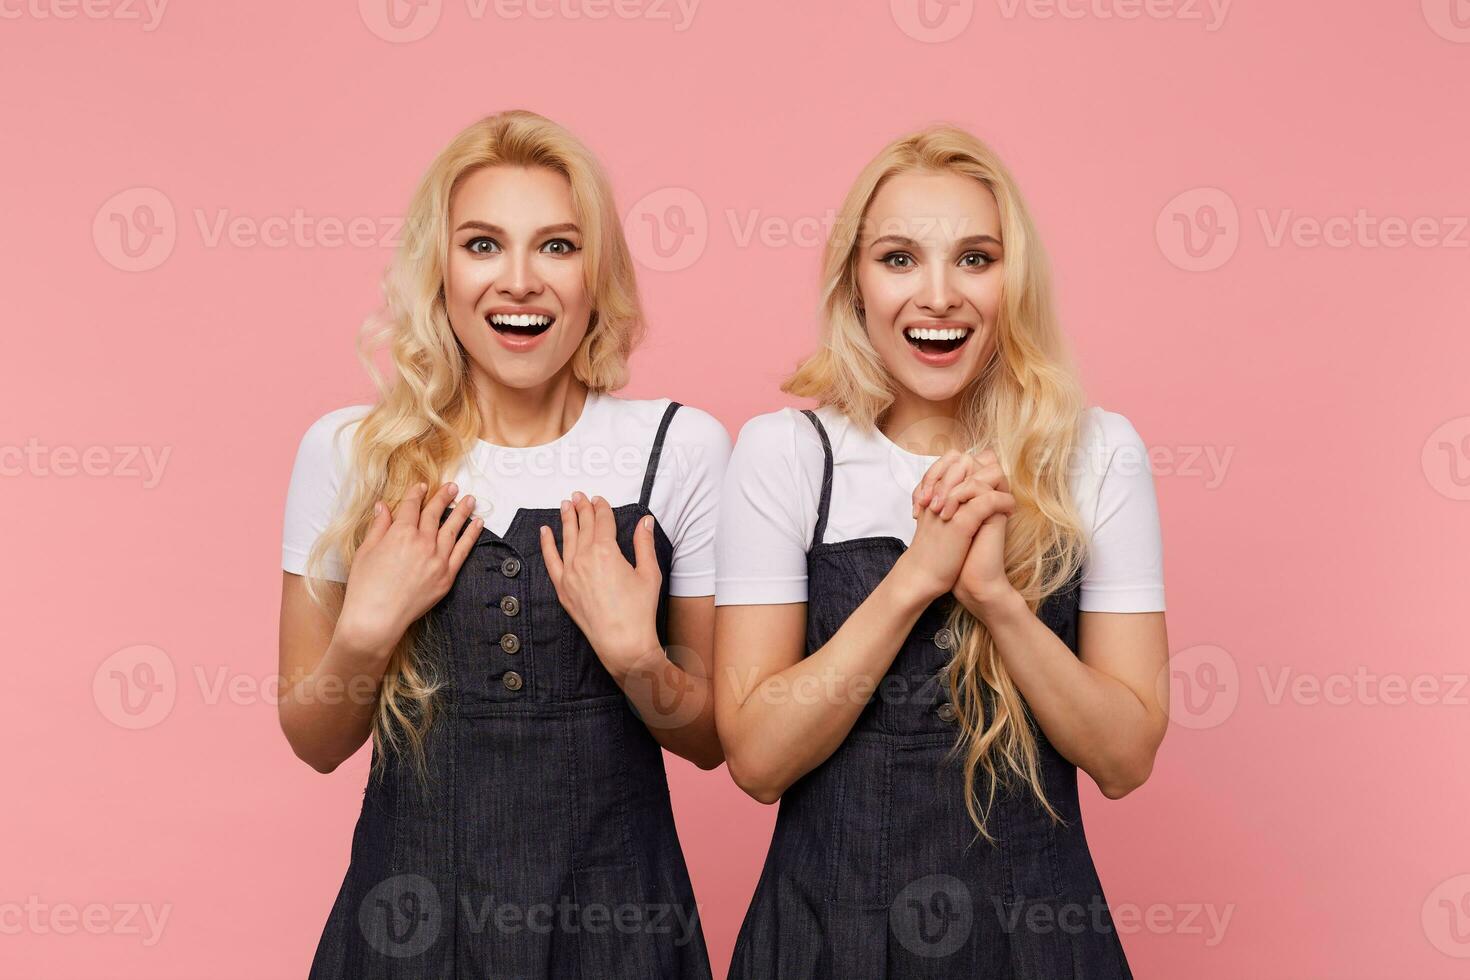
[902, 323, 974, 365]
[487, 311, 555, 337]
[485, 308, 556, 353]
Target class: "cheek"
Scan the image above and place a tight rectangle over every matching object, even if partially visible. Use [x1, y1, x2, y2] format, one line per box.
[444, 254, 490, 311]
[543, 260, 589, 311]
[856, 268, 905, 330]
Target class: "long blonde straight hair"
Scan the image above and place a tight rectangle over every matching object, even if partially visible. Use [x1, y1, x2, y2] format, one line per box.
[785, 125, 1092, 842]
[301, 110, 645, 786]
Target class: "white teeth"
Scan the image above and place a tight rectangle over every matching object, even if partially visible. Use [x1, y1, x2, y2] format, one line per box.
[904, 326, 971, 341]
[489, 313, 552, 328]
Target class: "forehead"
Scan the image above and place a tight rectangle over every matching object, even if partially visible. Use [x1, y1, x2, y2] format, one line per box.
[861, 171, 999, 247]
[449, 165, 577, 227]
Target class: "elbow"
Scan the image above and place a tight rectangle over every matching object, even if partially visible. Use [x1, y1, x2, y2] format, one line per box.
[725, 751, 784, 805]
[292, 738, 343, 775]
[279, 715, 343, 775]
[690, 744, 726, 772]
[1097, 756, 1154, 801]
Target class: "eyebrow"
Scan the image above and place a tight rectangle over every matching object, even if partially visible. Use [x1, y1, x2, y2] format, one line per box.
[869, 233, 1002, 250]
[453, 221, 582, 236]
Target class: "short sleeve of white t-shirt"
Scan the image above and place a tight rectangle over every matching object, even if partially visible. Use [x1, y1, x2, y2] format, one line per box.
[281, 391, 732, 596]
[713, 404, 1165, 613]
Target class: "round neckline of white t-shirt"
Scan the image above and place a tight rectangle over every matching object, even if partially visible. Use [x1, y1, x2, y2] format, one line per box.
[818, 405, 942, 462]
[467, 388, 605, 460]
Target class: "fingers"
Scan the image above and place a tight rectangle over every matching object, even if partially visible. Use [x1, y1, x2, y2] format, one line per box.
[936, 466, 1008, 519]
[559, 497, 579, 565]
[632, 513, 658, 580]
[912, 451, 966, 517]
[572, 491, 596, 541]
[446, 508, 483, 574]
[436, 492, 475, 552]
[539, 524, 564, 589]
[361, 499, 393, 551]
[393, 481, 427, 525]
[927, 460, 974, 516]
[954, 488, 1016, 532]
[591, 495, 616, 543]
[418, 481, 458, 535]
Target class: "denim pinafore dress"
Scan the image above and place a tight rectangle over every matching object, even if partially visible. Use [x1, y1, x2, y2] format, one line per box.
[727, 409, 1133, 979]
[308, 401, 713, 980]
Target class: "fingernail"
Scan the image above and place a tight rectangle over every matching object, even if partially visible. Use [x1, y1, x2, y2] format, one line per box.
[447, 482, 457, 494]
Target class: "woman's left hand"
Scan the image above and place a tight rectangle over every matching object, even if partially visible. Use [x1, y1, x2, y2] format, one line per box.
[913, 447, 1020, 616]
[953, 506, 1017, 617]
[540, 491, 664, 676]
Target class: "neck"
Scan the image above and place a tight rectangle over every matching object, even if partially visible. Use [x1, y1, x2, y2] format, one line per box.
[471, 365, 590, 448]
[878, 388, 964, 451]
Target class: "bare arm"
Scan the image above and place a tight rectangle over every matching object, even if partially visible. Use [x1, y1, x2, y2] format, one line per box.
[610, 595, 724, 770]
[277, 481, 481, 774]
[713, 554, 937, 804]
[277, 572, 396, 773]
[970, 595, 1170, 799]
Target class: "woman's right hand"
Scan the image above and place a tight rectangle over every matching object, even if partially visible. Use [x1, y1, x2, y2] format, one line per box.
[335, 481, 483, 656]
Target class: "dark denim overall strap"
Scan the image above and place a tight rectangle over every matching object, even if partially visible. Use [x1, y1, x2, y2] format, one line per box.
[641, 400, 683, 509]
[799, 408, 833, 548]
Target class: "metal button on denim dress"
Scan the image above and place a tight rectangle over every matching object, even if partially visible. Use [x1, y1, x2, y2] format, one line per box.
[308, 401, 713, 980]
[727, 410, 1133, 979]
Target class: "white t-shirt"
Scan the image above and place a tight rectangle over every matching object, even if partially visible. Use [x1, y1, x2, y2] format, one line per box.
[282, 391, 732, 596]
[714, 404, 1166, 613]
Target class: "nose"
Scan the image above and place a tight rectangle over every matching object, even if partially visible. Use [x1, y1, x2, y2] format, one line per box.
[916, 264, 962, 317]
[496, 248, 543, 301]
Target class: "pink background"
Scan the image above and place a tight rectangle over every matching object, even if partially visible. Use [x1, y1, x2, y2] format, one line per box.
[3, 1, 1468, 976]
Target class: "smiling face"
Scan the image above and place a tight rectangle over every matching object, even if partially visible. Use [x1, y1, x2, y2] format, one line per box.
[444, 164, 592, 392]
[854, 170, 1004, 406]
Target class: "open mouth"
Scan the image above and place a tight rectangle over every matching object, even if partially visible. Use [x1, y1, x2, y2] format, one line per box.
[903, 325, 973, 356]
[487, 312, 555, 337]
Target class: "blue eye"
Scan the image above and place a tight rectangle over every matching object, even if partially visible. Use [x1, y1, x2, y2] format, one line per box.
[542, 238, 579, 256]
[466, 237, 500, 255]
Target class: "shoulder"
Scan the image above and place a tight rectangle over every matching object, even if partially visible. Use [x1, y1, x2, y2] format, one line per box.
[1080, 406, 1147, 452]
[597, 393, 731, 459]
[665, 401, 732, 458]
[732, 405, 827, 455]
[291, 404, 372, 472]
[1076, 406, 1149, 480]
[296, 404, 371, 448]
[1071, 406, 1157, 530]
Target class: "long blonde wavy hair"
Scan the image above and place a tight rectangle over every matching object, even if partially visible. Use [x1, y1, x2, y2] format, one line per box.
[301, 110, 645, 786]
[784, 125, 1092, 842]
